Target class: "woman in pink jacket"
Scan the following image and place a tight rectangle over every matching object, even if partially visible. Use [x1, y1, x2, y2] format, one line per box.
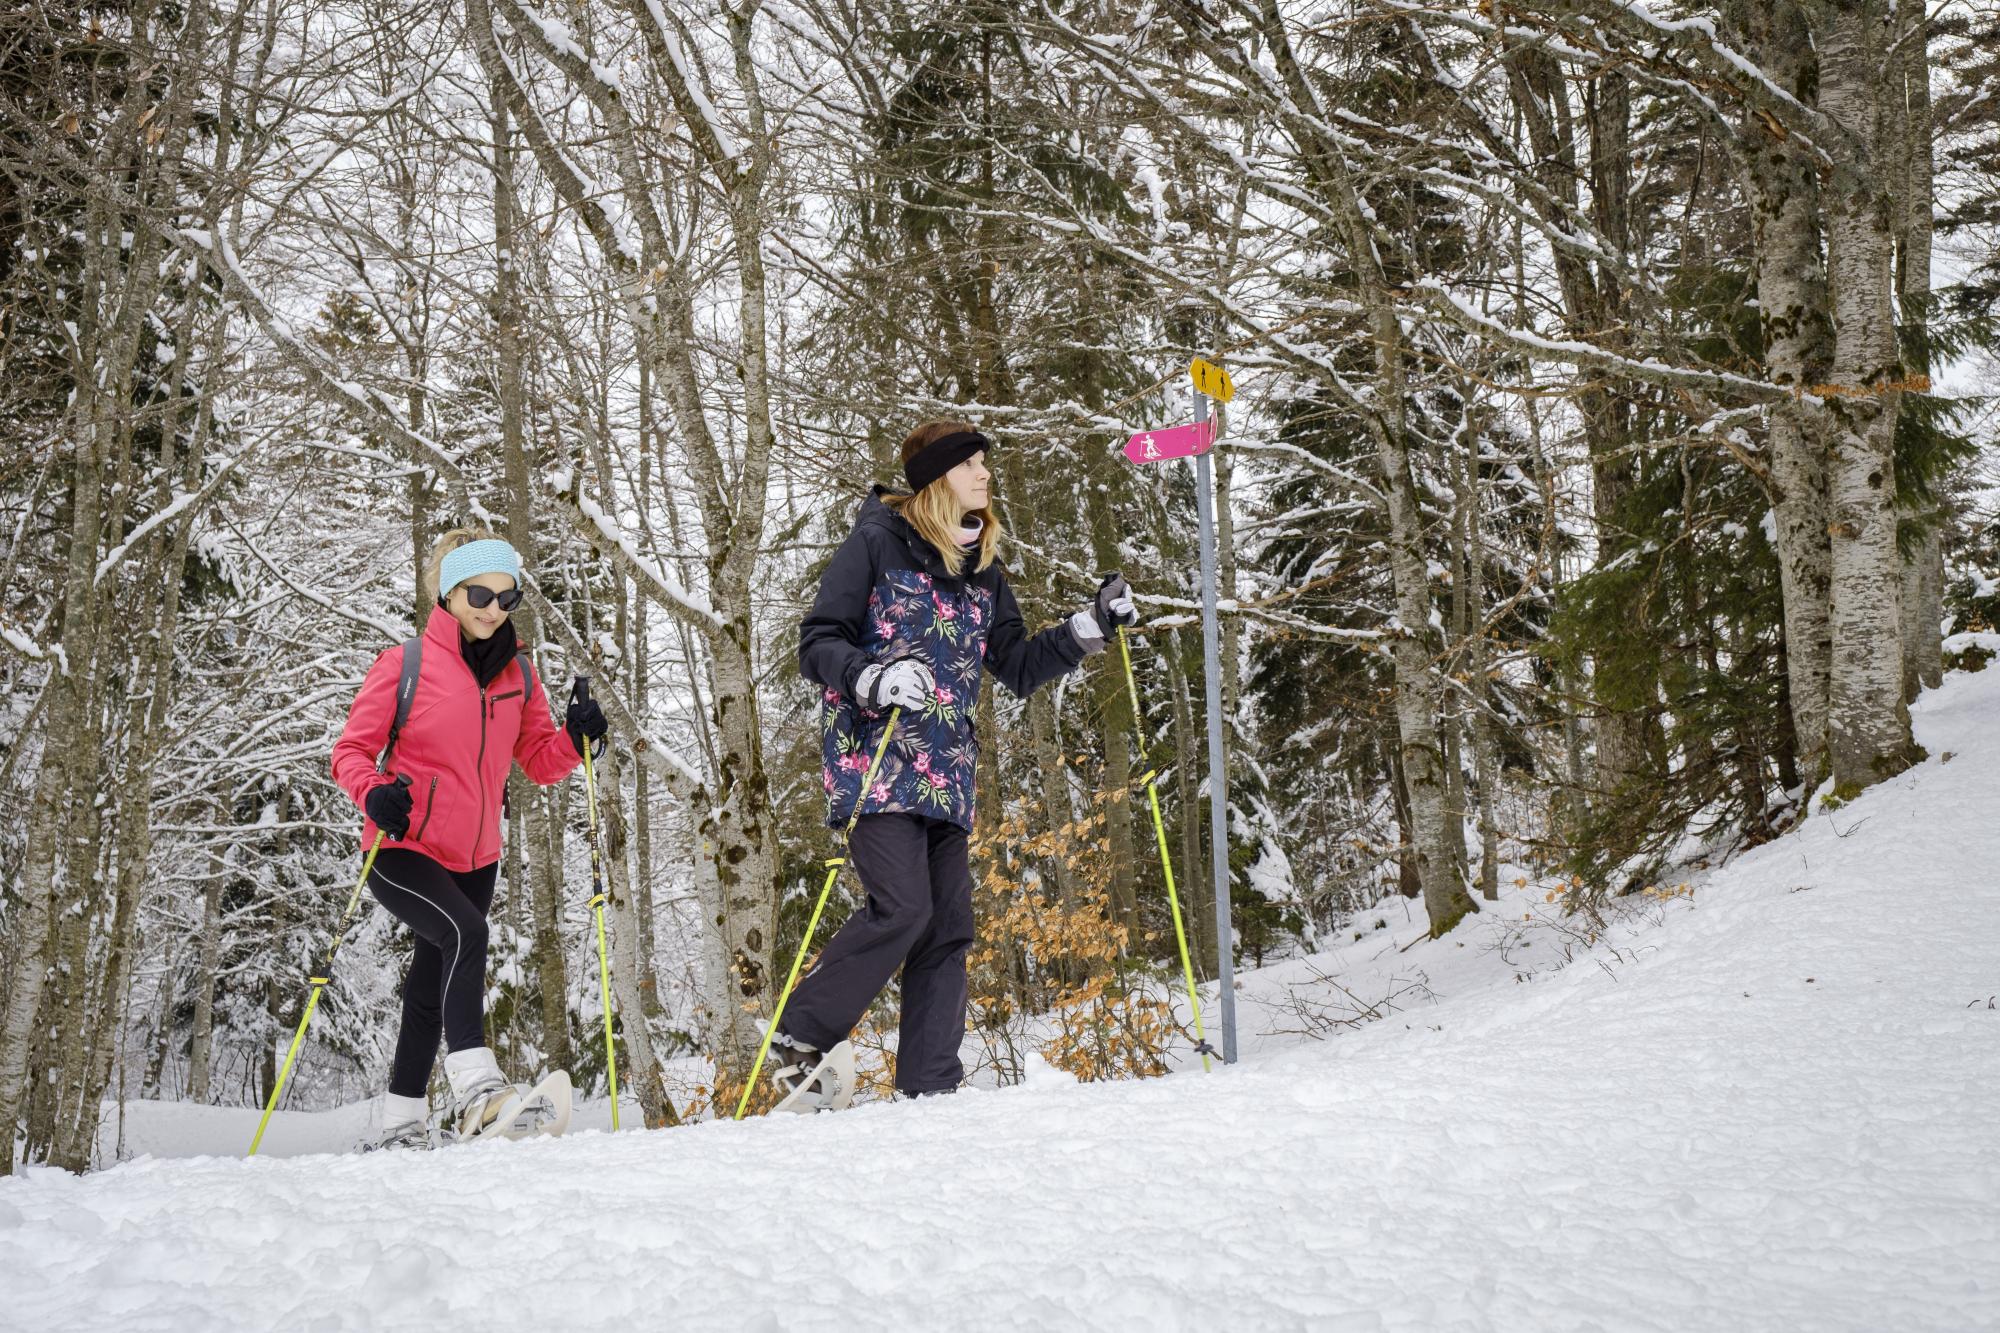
[332, 528, 606, 1149]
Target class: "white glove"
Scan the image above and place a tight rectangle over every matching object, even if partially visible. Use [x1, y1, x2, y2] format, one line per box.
[1094, 573, 1139, 634]
[856, 659, 936, 710]
[1069, 573, 1139, 654]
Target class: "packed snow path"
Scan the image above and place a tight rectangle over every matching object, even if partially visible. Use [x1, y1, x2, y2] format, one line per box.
[7, 671, 2000, 1329]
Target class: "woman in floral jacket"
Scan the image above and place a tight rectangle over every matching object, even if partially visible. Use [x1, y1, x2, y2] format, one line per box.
[771, 420, 1137, 1110]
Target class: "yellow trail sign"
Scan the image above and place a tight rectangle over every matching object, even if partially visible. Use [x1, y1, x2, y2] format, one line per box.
[1190, 356, 1235, 403]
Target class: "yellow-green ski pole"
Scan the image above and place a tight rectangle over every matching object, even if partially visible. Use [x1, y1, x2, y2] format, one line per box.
[576, 679, 620, 1132]
[734, 706, 902, 1120]
[248, 784, 406, 1158]
[1117, 626, 1213, 1072]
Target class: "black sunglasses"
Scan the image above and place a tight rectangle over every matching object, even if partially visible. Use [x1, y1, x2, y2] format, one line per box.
[460, 585, 523, 612]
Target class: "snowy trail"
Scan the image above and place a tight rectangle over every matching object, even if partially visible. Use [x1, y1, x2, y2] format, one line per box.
[6, 674, 1999, 1330]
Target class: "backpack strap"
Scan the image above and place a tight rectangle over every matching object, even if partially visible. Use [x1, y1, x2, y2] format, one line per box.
[516, 651, 535, 704]
[377, 636, 423, 774]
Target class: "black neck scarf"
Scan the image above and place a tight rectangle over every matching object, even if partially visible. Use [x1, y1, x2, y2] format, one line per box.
[459, 616, 519, 689]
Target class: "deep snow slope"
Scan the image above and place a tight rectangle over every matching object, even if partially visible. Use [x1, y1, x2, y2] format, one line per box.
[4, 667, 1997, 1331]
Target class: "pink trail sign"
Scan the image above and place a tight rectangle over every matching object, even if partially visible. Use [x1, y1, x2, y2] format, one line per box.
[1123, 418, 1214, 465]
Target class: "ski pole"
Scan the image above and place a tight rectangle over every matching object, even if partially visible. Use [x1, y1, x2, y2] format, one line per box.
[248, 776, 409, 1158]
[574, 676, 620, 1132]
[1116, 625, 1213, 1073]
[734, 706, 902, 1120]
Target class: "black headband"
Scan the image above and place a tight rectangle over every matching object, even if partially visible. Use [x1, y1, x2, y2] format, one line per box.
[904, 430, 991, 495]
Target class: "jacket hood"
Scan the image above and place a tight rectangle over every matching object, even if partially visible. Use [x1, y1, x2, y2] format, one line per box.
[859, 484, 953, 577]
[858, 484, 910, 531]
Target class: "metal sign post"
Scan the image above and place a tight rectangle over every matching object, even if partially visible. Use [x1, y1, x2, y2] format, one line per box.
[1120, 359, 1238, 1065]
[1190, 392, 1237, 1064]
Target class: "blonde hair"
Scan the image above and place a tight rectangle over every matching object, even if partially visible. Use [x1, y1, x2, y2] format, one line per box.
[884, 420, 1002, 576]
[423, 526, 502, 602]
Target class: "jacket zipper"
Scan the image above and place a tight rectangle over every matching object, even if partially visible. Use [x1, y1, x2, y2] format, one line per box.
[412, 776, 438, 842]
[472, 685, 490, 855]
[490, 690, 521, 822]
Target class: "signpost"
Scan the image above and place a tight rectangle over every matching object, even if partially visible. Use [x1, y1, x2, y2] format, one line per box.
[1121, 417, 1213, 465]
[1189, 356, 1235, 403]
[1120, 360, 1239, 1065]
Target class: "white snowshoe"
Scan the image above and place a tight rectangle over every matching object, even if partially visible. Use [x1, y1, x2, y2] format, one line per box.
[440, 1069, 571, 1146]
[360, 1117, 433, 1153]
[359, 1091, 436, 1153]
[768, 1035, 857, 1114]
[444, 1047, 525, 1142]
[506, 1069, 572, 1139]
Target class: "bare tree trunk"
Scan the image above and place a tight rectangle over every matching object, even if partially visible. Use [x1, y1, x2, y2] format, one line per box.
[1895, 1, 1942, 700]
[1499, 47, 1654, 811]
[1444, 417, 1473, 890]
[1094, 662, 1138, 933]
[1818, 0, 1916, 791]
[1734, 0, 1838, 788]
[530, 790, 571, 1076]
[1383, 720, 1422, 899]
[0, 758, 63, 1175]
[187, 849, 224, 1103]
[1236, 7, 1475, 935]
[593, 745, 679, 1127]
[1216, 410, 1243, 728]
[1459, 410, 1502, 901]
[1164, 628, 1214, 972]
[1083, 414, 1138, 935]
[1021, 694, 1080, 906]
[142, 943, 177, 1102]
[503, 798, 527, 1070]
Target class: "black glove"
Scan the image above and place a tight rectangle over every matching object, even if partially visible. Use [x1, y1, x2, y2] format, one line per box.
[567, 677, 609, 758]
[365, 774, 415, 840]
[1092, 572, 1139, 637]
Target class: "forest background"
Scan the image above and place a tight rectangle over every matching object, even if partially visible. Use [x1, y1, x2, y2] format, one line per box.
[3, 0, 1997, 1171]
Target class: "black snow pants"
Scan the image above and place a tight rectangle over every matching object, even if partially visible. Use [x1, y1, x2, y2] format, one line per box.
[368, 847, 499, 1098]
[780, 813, 976, 1095]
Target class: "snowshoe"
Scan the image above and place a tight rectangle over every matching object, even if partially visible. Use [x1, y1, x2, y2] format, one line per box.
[443, 1046, 525, 1142]
[507, 1070, 572, 1138]
[769, 1035, 856, 1114]
[359, 1118, 433, 1153]
[450, 1078, 525, 1142]
[440, 1070, 571, 1146]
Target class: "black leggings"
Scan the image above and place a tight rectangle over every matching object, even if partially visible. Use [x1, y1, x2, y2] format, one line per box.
[368, 848, 498, 1099]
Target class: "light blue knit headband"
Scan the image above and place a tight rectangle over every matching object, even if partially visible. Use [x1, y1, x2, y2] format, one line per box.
[438, 538, 522, 600]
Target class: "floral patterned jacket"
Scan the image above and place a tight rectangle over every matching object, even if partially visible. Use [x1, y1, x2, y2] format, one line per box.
[800, 487, 1088, 831]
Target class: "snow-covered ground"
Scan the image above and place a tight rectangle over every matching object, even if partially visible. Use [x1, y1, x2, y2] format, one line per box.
[5, 666, 1998, 1330]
